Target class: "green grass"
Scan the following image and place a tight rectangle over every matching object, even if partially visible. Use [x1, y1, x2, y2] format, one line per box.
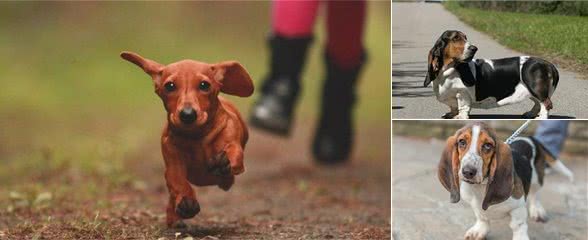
[445, 1, 588, 74]
[0, 2, 389, 238]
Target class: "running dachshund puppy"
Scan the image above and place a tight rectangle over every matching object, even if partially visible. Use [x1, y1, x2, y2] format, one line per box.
[424, 30, 559, 119]
[121, 51, 254, 227]
[438, 122, 573, 240]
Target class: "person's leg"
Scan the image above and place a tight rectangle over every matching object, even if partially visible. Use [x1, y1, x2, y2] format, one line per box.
[251, 0, 320, 135]
[533, 120, 569, 159]
[325, 0, 366, 69]
[272, 0, 319, 38]
[313, 0, 367, 164]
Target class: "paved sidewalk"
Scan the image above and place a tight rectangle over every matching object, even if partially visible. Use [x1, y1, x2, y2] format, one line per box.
[392, 136, 587, 240]
[392, 2, 588, 119]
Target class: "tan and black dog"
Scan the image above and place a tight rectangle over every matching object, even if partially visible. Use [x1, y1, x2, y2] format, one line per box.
[425, 30, 559, 119]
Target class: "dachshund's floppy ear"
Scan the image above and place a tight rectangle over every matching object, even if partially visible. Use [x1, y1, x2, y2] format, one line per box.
[438, 135, 461, 203]
[482, 142, 513, 210]
[213, 61, 254, 97]
[120, 51, 164, 86]
[424, 35, 447, 87]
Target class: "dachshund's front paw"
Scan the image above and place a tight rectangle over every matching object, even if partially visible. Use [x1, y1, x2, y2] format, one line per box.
[208, 151, 231, 176]
[176, 196, 200, 219]
[170, 220, 188, 229]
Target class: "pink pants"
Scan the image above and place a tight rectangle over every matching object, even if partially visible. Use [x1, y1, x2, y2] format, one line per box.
[271, 0, 366, 69]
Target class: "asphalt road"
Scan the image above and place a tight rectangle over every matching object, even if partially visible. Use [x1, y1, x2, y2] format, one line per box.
[392, 2, 588, 119]
[392, 136, 587, 240]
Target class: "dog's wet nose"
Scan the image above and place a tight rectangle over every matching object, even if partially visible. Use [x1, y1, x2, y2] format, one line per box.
[468, 45, 478, 52]
[179, 107, 197, 124]
[462, 167, 477, 179]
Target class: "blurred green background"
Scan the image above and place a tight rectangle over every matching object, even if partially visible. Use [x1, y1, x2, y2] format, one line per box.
[0, 1, 389, 183]
[0, 2, 389, 237]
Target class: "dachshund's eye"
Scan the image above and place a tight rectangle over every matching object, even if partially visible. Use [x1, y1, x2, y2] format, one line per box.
[199, 81, 210, 91]
[482, 143, 493, 152]
[164, 82, 176, 92]
[458, 139, 467, 148]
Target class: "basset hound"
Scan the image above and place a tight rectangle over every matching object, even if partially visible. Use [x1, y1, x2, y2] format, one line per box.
[438, 122, 574, 240]
[424, 30, 559, 119]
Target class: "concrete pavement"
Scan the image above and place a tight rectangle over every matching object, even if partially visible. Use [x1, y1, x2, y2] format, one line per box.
[392, 2, 588, 119]
[392, 136, 587, 240]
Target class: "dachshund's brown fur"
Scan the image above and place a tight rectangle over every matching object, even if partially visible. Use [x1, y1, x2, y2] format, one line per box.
[121, 51, 254, 227]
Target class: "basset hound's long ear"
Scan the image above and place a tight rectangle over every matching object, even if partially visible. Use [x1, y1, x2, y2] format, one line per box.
[455, 62, 476, 87]
[482, 142, 513, 210]
[438, 135, 461, 203]
[424, 35, 447, 87]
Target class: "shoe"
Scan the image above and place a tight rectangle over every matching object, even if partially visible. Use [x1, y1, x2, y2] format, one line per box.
[313, 51, 366, 164]
[250, 34, 312, 136]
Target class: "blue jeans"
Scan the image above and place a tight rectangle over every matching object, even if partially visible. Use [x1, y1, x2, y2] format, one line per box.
[533, 120, 569, 159]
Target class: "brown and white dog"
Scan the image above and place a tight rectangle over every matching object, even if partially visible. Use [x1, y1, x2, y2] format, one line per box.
[424, 30, 559, 119]
[438, 122, 573, 240]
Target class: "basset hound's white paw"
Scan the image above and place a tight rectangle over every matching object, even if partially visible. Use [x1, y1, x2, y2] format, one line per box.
[529, 202, 548, 223]
[512, 232, 530, 240]
[464, 221, 489, 240]
[453, 114, 470, 119]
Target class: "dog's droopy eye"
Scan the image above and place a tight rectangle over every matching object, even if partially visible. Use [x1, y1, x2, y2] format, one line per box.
[199, 81, 210, 91]
[482, 143, 493, 152]
[458, 139, 467, 148]
[164, 82, 176, 92]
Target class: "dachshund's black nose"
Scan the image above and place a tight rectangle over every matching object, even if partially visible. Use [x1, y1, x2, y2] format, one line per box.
[179, 107, 197, 124]
[462, 167, 477, 179]
[468, 45, 478, 52]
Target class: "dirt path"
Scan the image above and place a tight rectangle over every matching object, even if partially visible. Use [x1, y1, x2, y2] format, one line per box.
[0, 117, 390, 239]
[125, 119, 391, 239]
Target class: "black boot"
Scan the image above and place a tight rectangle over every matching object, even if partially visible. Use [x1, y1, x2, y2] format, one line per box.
[313, 52, 366, 164]
[250, 35, 313, 136]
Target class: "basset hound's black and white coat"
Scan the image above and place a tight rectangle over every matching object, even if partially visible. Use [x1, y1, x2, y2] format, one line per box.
[424, 31, 559, 119]
[438, 122, 574, 240]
